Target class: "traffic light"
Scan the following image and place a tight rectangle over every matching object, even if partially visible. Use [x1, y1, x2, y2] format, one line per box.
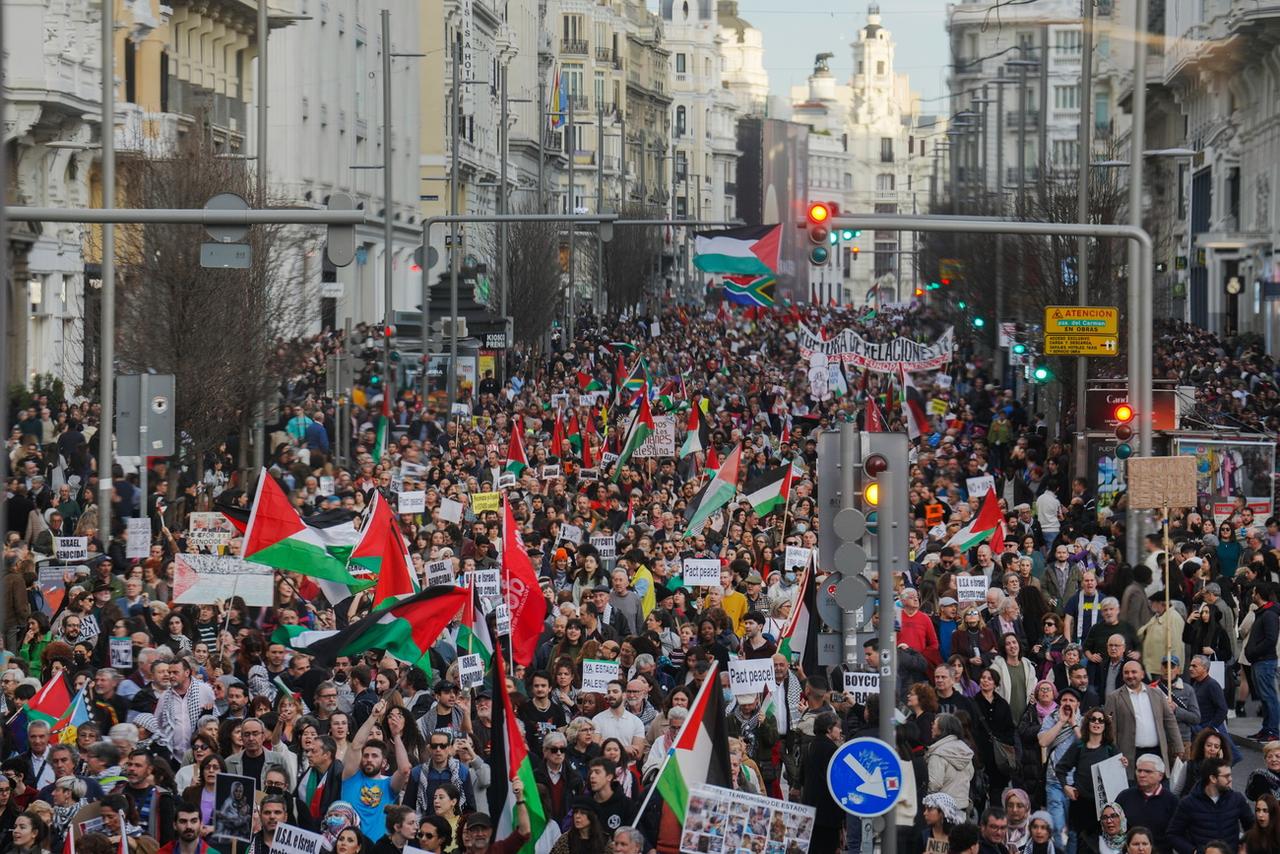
[1012, 342, 1028, 356]
[1113, 403, 1135, 459]
[972, 316, 986, 328]
[807, 202, 832, 266]
[1031, 361, 1052, 383]
[914, 286, 925, 298]
[862, 451, 888, 508]
[840, 228, 857, 241]
[957, 299, 967, 310]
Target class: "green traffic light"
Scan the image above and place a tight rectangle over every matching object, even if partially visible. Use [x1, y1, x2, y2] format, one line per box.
[829, 232, 838, 245]
[972, 317, 985, 328]
[810, 246, 830, 265]
[1012, 343, 1027, 355]
[957, 300, 967, 310]
[1115, 443, 1133, 460]
[840, 229, 855, 240]
[1033, 365, 1051, 382]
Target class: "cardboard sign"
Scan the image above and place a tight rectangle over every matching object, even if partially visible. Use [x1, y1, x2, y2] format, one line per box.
[681, 785, 815, 854]
[37, 565, 69, 616]
[402, 461, 427, 479]
[578, 468, 599, 482]
[126, 518, 151, 559]
[426, 559, 454, 587]
[590, 534, 616, 561]
[319, 476, 335, 495]
[728, 659, 775, 696]
[843, 671, 880, 704]
[579, 395, 596, 408]
[398, 491, 426, 514]
[268, 824, 325, 854]
[212, 773, 257, 843]
[458, 653, 485, 689]
[784, 546, 811, 572]
[109, 637, 133, 669]
[541, 464, 562, 480]
[174, 554, 274, 607]
[966, 475, 995, 498]
[551, 393, 570, 410]
[54, 537, 88, 562]
[497, 472, 517, 489]
[1091, 753, 1129, 819]
[1127, 455, 1198, 510]
[188, 513, 236, 550]
[438, 497, 464, 523]
[600, 452, 620, 470]
[472, 492, 501, 514]
[955, 575, 988, 603]
[473, 568, 501, 599]
[494, 602, 511, 636]
[582, 659, 620, 693]
[635, 414, 677, 458]
[559, 523, 583, 545]
[682, 558, 722, 587]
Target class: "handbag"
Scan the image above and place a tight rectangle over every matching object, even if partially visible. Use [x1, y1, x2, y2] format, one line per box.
[993, 739, 1018, 775]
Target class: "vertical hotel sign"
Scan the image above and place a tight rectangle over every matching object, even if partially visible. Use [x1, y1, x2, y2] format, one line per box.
[460, 0, 475, 115]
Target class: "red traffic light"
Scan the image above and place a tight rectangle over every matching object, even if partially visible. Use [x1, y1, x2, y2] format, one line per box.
[864, 453, 889, 477]
[1113, 403, 1134, 423]
[808, 202, 830, 224]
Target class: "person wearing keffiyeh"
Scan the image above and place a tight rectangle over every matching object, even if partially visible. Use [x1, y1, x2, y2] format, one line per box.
[154, 658, 216, 755]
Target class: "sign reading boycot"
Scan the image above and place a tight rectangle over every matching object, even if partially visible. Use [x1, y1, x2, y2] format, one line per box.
[796, 324, 955, 373]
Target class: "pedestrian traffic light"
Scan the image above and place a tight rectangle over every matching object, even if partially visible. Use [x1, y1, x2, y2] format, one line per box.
[807, 202, 832, 265]
[1113, 403, 1135, 459]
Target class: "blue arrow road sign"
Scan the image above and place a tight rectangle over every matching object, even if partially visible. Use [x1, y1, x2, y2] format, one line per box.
[826, 737, 904, 817]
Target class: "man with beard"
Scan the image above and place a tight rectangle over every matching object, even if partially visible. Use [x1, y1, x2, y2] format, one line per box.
[341, 700, 412, 840]
[591, 680, 645, 759]
[157, 804, 219, 854]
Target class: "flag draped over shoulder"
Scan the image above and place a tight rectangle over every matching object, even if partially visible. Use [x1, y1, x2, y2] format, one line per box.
[488, 645, 558, 854]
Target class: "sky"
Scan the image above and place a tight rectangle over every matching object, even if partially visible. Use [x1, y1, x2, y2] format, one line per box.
[735, 0, 950, 110]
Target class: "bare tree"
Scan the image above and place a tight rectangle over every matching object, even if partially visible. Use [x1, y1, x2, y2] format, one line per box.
[102, 122, 317, 480]
[490, 201, 565, 345]
[602, 205, 662, 309]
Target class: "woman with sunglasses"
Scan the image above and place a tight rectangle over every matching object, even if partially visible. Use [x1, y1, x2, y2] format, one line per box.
[416, 815, 453, 854]
[1055, 706, 1123, 848]
[173, 734, 219, 791]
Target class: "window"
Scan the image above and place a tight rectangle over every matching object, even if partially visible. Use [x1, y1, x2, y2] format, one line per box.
[1017, 32, 1035, 54]
[876, 173, 895, 192]
[564, 64, 584, 97]
[1094, 92, 1110, 132]
[874, 242, 896, 277]
[354, 37, 365, 118]
[595, 71, 606, 106]
[880, 137, 894, 162]
[1053, 84, 1079, 110]
[563, 15, 583, 40]
[675, 106, 686, 136]
[1054, 29, 1082, 56]
[876, 60, 885, 75]
[1052, 140, 1078, 167]
[843, 172, 853, 190]
[676, 53, 687, 73]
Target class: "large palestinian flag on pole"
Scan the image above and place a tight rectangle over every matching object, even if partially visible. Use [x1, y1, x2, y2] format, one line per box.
[298, 585, 469, 674]
[636, 661, 732, 850]
[693, 224, 781, 276]
[488, 648, 559, 854]
[240, 471, 371, 600]
[456, 582, 495, 669]
[505, 421, 529, 476]
[683, 443, 742, 535]
[679, 399, 711, 459]
[502, 497, 547, 666]
[611, 388, 654, 482]
[945, 488, 1005, 553]
[743, 461, 795, 517]
[350, 491, 420, 609]
[777, 558, 819, 675]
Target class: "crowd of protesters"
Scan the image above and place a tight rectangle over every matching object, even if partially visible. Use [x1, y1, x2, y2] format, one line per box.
[0, 303, 1276, 854]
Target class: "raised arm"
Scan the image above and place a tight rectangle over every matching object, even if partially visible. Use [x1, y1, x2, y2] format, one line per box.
[343, 698, 387, 780]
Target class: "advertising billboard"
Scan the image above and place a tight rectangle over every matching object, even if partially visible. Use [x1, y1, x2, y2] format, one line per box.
[737, 118, 809, 303]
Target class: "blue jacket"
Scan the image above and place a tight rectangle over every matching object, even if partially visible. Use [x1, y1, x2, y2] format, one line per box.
[1191, 673, 1229, 730]
[1167, 786, 1253, 854]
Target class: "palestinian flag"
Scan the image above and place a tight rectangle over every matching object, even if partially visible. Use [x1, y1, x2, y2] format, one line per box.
[679, 400, 711, 459]
[505, 420, 528, 476]
[271, 623, 310, 648]
[640, 661, 732, 843]
[900, 367, 930, 440]
[777, 559, 818, 674]
[299, 585, 469, 674]
[576, 370, 604, 393]
[702, 442, 720, 475]
[488, 633, 559, 854]
[566, 413, 583, 451]
[351, 491, 420, 609]
[456, 582, 495, 669]
[26, 675, 73, 730]
[722, 274, 777, 307]
[693, 224, 781, 276]
[611, 389, 654, 482]
[372, 413, 390, 460]
[502, 497, 547, 666]
[744, 462, 795, 517]
[221, 504, 360, 553]
[945, 489, 1005, 553]
[241, 471, 371, 598]
[683, 443, 742, 535]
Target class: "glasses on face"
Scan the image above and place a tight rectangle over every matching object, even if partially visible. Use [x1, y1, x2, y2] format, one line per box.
[1088, 716, 1106, 724]
[545, 746, 565, 753]
[430, 743, 449, 750]
[420, 832, 437, 840]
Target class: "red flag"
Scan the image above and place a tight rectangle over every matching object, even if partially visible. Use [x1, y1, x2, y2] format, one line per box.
[581, 433, 596, 468]
[501, 497, 547, 666]
[865, 397, 887, 433]
[551, 410, 565, 459]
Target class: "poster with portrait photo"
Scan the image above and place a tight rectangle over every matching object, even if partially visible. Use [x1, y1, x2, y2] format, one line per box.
[680, 785, 814, 854]
[212, 772, 257, 844]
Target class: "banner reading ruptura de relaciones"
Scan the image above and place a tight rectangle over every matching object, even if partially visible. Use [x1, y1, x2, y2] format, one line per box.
[796, 324, 954, 372]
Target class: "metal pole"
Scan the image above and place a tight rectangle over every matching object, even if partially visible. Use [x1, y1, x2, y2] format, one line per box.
[995, 81, 1005, 354]
[447, 41, 461, 429]
[597, 103, 605, 314]
[537, 75, 546, 213]
[499, 65, 508, 320]
[1129, 0, 1152, 564]
[381, 10, 395, 408]
[1077, 0, 1094, 442]
[0, 2, 9, 644]
[138, 373, 148, 535]
[875, 433, 907, 854]
[619, 113, 627, 210]
[1038, 28, 1050, 207]
[567, 97, 576, 340]
[97, 0, 116, 542]
[251, 0, 268, 477]
[980, 85, 989, 205]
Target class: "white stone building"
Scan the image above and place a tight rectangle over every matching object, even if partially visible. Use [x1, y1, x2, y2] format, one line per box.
[716, 1, 769, 118]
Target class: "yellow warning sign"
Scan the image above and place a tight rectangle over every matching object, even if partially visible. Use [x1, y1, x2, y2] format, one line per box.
[1044, 334, 1120, 356]
[1044, 305, 1119, 335]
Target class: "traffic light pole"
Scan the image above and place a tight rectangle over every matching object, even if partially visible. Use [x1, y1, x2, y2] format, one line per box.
[873, 431, 908, 854]
[826, 213, 1153, 564]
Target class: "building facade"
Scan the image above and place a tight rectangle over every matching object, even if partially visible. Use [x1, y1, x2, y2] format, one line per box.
[716, 1, 769, 118]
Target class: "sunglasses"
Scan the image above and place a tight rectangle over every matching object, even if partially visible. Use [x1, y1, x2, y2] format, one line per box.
[430, 744, 449, 750]
[546, 746, 565, 753]
[1088, 716, 1106, 724]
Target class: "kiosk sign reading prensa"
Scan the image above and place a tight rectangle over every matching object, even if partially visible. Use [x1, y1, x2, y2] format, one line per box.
[827, 737, 904, 818]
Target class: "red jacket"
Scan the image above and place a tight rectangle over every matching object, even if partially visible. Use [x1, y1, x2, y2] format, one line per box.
[900, 608, 942, 669]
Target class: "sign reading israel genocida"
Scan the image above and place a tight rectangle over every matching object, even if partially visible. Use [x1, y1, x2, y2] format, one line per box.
[795, 324, 955, 372]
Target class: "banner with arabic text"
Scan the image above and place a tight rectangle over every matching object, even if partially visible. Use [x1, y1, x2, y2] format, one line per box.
[796, 324, 954, 372]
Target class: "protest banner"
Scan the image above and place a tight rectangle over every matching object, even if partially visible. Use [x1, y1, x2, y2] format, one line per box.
[728, 659, 776, 696]
[187, 513, 236, 550]
[54, 537, 87, 562]
[268, 824, 325, 854]
[174, 555, 274, 607]
[842, 672, 880, 704]
[319, 475, 335, 495]
[541, 464, 562, 480]
[559, 523, 583, 545]
[38, 565, 70, 615]
[795, 323, 955, 373]
[680, 784, 815, 854]
[126, 518, 151, 559]
[965, 475, 995, 498]
[473, 568, 501, 599]
[784, 546, 811, 572]
[472, 492, 501, 514]
[590, 534, 616, 561]
[398, 491, 426, 514]
[497, 472, 517, 489]
[109, 637, 133, 669]
[438, 497, 464, 523]
[494, 602, 511, 636]
[1092, 754, 1128, 819]
[458, 654, 485, 689]
[955, 575, 988, 603]
[635, 415, 677, 458]
[212, 773, 256, 843]
[582, 659, 620, 693]
[426, 559, 454, 587]
[682, 558, 722, 587]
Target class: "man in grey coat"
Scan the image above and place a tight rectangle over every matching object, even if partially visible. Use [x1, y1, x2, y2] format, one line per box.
[1152, 655, 1201, 746]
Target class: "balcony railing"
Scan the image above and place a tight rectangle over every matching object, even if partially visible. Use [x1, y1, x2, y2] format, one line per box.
[561, 39, 589, 55]
[596, 47, 616, 63]
[1006, 110, 1040, 126]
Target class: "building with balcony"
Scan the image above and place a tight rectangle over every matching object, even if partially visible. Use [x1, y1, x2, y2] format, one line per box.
[717, 1, 769, 117]
[789, 7, 939, 305]
[269, 0, 423, 334]
[661, 0, 742, 234]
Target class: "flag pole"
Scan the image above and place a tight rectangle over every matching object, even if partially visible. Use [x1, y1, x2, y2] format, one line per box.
[632, 660, 720, 825]
[1163, 503, 1172, 695]
[779, 459, 794, 537]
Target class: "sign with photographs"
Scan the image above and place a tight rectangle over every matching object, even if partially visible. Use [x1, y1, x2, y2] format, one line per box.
[188, 512, 236, 550]
[109, 637, 133, 669]
[212, 772, 257, 843]
[680, 785, 815, 854]
[174, 555, 274, 607]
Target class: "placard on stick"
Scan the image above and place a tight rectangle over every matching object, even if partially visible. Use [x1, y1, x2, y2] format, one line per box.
[1126, 456, 1197, 509]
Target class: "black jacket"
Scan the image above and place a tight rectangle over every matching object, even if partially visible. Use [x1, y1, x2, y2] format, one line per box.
[802, 735, 842, 828]
[1115, 784, 1179, 852]
[1246, 602, 1279, 664]
[1167, 786, 1254, 854]
[293, 759, 343, 831]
